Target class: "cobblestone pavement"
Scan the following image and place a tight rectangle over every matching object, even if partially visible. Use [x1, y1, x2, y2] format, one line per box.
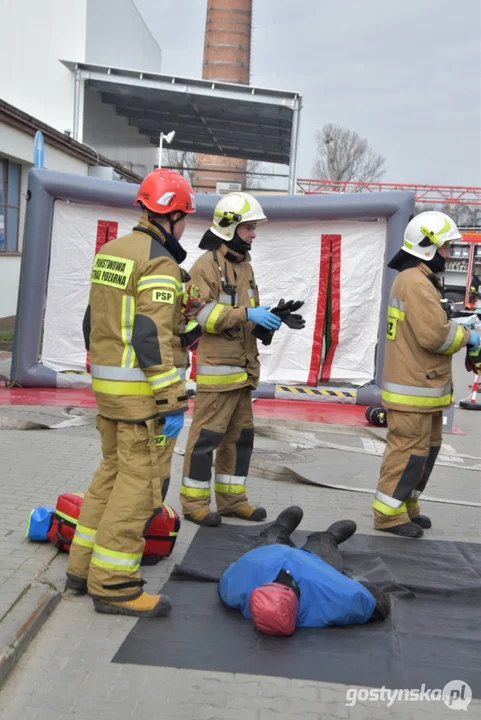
[0, 351, 480, 719]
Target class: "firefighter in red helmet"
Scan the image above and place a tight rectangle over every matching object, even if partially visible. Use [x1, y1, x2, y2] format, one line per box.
[66, 169, 200, 618]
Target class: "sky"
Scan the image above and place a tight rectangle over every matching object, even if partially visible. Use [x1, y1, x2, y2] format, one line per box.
[133, 0, 481, 188]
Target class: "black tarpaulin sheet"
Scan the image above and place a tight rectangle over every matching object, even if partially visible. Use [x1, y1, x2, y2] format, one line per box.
[113, 524, 481, 694]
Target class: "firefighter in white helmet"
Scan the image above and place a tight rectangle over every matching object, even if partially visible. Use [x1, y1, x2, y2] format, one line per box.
[179, 192, 294, 526]
[372, 211, 480, 538]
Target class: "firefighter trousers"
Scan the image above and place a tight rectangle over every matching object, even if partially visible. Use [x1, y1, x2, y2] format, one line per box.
[67, 415, 175, 601]
[373, 410, 443, 529]
[180, 387, 254, 515]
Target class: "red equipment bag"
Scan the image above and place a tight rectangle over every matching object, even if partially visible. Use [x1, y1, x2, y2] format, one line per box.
[142, 503, 180, 565]
[46, 492, 84, 552]
[46, 493, 180, 563]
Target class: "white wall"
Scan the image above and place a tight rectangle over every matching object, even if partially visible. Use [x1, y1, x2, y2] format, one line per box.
[83, 89, 157, 177]
[85, 0, 162, 73]
[0, 122, 89, 319]
[0, 257, 22, 319]
[0, 1, 87, 133]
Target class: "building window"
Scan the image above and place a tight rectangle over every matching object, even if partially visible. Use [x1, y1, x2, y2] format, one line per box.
[0, 159, 21, 252]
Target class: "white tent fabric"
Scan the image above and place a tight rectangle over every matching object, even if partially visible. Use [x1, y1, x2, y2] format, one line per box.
[41, 201, 386, 386]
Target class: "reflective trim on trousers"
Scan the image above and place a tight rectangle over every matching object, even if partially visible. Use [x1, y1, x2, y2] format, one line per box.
[372, 497, 407, 517]
[182, 476, 211, 490]
[215, 473, 246, 485]
[374, 490, 406, 509]
[72, 524, 96, 549]
[214, 483, 247, 495]
[91, 544, 142, 573]
[180, 486, 211, 498]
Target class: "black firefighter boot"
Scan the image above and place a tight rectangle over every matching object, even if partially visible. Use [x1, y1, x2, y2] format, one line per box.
[377, 521, 424, 538]
[411, 515, 432, 529]
[251, 506, 304, 548]
[301, 520, 357, 574]
[184, 507, 222, 527]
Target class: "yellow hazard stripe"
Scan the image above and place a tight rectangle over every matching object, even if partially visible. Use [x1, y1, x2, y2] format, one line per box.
[276, 385, 357, 397]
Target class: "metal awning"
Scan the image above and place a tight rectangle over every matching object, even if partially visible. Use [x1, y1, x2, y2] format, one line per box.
[61, 61, 302, 192]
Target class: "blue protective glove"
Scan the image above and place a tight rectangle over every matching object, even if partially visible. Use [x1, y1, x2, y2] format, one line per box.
[247, 306, 282, 331]
[162, 413, 185, 439]
[467, 330, 481, 349]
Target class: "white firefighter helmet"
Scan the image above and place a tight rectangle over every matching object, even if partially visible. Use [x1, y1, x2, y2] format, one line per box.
[402, 211, 462, 261]
[211, 192, 267, 240]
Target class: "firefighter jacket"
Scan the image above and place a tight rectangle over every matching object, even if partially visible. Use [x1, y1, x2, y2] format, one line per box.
[83, 213, 190, 422]
[382, 262, 470, 412]
[190, 243, 260, 392]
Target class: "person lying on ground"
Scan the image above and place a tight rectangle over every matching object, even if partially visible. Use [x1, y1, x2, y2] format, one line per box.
[218, 506, 389, 636]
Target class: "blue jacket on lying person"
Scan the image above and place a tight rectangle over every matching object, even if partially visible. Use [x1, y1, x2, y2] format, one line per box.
[218, 508, 388, 635]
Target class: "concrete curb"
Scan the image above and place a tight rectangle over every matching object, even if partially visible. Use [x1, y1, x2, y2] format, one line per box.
[0, 582, 60, 689]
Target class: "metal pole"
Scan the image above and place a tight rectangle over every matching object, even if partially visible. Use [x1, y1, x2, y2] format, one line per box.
[158, 133, 163, 169]
[465, 240, 476, 308]
[73, 69, 80, 141]
[287, 97, 302, 194]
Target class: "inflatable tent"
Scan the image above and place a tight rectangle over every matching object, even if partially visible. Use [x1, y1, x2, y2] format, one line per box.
[10, 169, 414, 403]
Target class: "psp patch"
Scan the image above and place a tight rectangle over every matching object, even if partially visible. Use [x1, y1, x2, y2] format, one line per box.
[148, 434, 166, 448]
[153, 289, 175, 304]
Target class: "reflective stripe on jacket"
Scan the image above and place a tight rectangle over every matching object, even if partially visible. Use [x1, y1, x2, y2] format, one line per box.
[382, 263, 469, 413]
[188, 244, 260, 392]
[84, 213, 189, 422]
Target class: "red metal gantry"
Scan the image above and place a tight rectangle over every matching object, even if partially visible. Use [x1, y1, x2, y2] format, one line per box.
[296, 178, 481, 206]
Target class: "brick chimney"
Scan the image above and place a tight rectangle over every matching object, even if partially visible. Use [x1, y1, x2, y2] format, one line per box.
[194, 0, 252, 193]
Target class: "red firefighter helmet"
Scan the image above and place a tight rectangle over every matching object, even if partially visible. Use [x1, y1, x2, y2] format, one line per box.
[249, 582, 299, 636]
[135, 169, 196, 215]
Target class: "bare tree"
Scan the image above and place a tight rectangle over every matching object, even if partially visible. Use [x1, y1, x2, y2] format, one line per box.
[162, 149, 197, 184]
[414, 203, 480, 228]
[312, 123, 386, 182]
[246, 159, 265, 190]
